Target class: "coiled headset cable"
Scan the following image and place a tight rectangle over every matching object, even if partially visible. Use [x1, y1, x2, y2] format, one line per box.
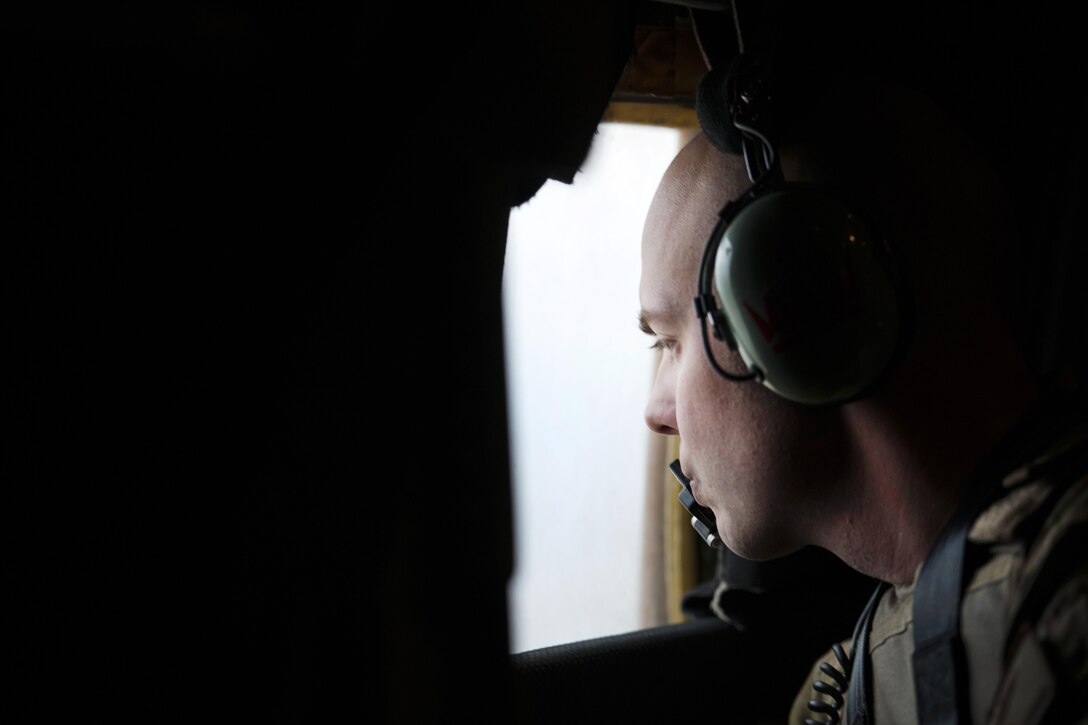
[803, 641, 851, 725]
[805, 580, 889, 725]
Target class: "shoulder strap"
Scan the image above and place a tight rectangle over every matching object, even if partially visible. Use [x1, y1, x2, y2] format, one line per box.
[911, 392, 1088, 725]
[846, 581, 890, 725]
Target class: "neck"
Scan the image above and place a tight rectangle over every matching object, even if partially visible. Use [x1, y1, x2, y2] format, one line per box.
[829, 337, 1039, 585]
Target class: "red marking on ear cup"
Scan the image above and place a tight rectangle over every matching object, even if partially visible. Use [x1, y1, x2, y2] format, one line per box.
[743, 295, 779, 343]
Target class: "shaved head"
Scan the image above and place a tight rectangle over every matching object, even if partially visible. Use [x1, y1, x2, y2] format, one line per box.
[640, 74, 1037, 580]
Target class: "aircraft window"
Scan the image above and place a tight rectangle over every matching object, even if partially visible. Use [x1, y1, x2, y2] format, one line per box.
[503, 121, 691, 653]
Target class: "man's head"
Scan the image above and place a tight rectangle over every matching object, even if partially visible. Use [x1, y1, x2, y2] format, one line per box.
[640, 75, 1031, 568]
[640, 131, 857, 560]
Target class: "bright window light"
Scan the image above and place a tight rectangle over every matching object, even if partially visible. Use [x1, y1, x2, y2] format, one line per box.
[503, 121, 683, 653]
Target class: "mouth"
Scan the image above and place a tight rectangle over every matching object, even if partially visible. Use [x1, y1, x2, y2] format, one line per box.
[668, 460, 705, 505]
[667, 459, 723, 550]
[687, 477, 704, 507]
[679, 465, 705, 506]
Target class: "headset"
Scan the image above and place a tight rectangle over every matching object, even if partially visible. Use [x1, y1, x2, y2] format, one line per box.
[690, 22, 912, 407]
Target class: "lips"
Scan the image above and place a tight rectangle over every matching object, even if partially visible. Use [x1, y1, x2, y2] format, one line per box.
[669, 459, 710, 509]
[683, 469, 704, 506]
[669, 461, 722, 550]
[689, 481, 704, 507]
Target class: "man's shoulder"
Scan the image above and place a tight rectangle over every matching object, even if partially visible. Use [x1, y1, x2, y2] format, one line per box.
[788, 395, 1088, 725]
[997, 413, 1088, 625]
[872, 401, 1088, 724]
[987, 412, 1088, 724]
[989, 536, 1088, 724]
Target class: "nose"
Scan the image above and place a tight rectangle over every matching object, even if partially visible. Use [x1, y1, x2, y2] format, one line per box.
[644, 367, 679, 436]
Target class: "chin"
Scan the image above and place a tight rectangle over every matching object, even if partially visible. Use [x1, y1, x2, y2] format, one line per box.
[720, 524, 801, 563]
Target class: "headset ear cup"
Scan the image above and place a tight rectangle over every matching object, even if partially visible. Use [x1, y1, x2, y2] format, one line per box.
[696, 66, 744, 156]
[713, 188, 908, 406]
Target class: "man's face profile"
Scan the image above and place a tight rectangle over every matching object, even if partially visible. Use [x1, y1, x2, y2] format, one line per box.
[639, 134, 854, 562]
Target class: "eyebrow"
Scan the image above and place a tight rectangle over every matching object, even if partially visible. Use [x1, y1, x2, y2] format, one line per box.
[639, 305, 686, 337]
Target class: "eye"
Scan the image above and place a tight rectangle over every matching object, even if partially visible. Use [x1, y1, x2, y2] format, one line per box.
[650, 338, 677, 353]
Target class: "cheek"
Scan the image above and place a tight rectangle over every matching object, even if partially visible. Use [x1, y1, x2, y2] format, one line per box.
[675, 352, 739, 444]
[675, 352, 794, 472]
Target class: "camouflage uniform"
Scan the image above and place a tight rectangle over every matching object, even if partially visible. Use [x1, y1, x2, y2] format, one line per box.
[791, 395, 1088, 724]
